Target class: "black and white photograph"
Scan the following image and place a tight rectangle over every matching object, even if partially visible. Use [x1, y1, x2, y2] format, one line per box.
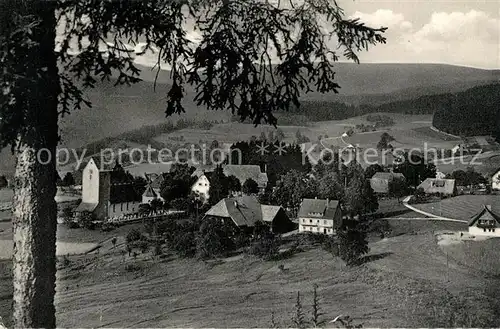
[0, 0, 499, 327]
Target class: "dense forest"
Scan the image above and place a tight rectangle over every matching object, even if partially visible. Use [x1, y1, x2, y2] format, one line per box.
[290, 84, 500, 140]
[432, 84, 500, 138]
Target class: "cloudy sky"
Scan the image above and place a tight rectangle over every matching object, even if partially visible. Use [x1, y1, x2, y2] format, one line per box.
[342, 0, 499, 68]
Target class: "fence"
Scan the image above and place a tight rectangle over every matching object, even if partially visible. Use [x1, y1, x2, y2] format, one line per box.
[106, 209, 186, 225]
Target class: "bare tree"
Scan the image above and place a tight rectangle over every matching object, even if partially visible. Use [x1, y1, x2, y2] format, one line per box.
[0, 0, 386, 327]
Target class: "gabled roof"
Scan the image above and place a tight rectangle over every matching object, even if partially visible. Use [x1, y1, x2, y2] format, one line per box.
[468, 205, 500, 226]
[261, 205, 283, 223]
[204, 195, 286, 227]
[109, 183, 141, 204]
[150, 174, 166, 190]
[417, 178, 456, 195]
[145, 173, 159, 183]
[75, 202, 98, 213]
[372, 172, 405, 181]
[83, 157, 115, 172]
[297, 198, 340, 219]
[142, 185, 157, 198]
[223, 165, 268, 187]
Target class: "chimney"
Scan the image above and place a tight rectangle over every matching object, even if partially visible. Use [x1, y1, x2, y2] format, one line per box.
[234, 201, 238, 208]
[486, 205, 492, 211]
[263, 164, 267, 173]
[326, 198, 329, 205]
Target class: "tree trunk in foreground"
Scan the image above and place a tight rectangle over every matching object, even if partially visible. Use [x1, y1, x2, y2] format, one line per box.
[11, 2, 59, 327]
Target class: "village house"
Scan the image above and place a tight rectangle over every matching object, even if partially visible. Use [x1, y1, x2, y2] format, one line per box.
[298, 198, 343, 235]
[144, 173, 165, 201]
[370, 172, 406, 194]
[417, 178, 456, 196]
[142, 184, 158, 204]
[468, 205, 500, 237]
[75, 157, 142, 220]
[491, 168, 500, 191]
[203, 195, 294, 233]
[191, 164, 268, 202]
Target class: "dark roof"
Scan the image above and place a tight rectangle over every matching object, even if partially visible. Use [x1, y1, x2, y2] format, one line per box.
[370, 172, 405, 193]
[261, 205, 283, 223]
[87, 157, 115, 172]
[145, 173, 159, 183]
[468, 205, 500, 226]
[142, 185, 157, 198]
[150, 174, 166, 189]
[297, 198, 340, 219]
[223, 165, 268, 187]
[205, 195, 270, 227]
[109, 183, 142, 204]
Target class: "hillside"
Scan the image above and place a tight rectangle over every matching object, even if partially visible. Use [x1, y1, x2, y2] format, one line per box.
[432, 84, 500, 138]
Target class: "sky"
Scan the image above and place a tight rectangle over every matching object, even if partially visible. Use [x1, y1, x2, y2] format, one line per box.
[341, 0, 499, 68]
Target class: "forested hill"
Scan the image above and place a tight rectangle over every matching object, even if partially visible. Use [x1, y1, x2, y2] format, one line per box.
[432, 84, 500, 138]
[292, 83, 500, 137]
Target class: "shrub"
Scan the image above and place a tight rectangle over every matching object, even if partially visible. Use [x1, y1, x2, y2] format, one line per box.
[124, 263, 142, 272]
[196, 219, 237, 259]
[126, 229, 143, 244]
[248, 232, 280, 260]
[336, 228, 369, 266]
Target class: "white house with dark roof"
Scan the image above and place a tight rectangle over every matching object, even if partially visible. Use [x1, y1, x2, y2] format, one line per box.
[298, 198, 343, 235]
[417, 178, 456, 196]
[191, 164, 268, 203]
[144, 173, 165, 201]
[142, 185, 158, 204]
[491, 168, 500, 191]
[370, 172, 406, 194]
[468, 205, 500, 237]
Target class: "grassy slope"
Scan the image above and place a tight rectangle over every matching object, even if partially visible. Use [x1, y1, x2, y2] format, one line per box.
[49, 232, 500, 328]
[0, 209, 499, 327]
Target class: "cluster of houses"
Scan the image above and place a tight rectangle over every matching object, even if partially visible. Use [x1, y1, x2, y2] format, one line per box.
[72, 155, 500, 237]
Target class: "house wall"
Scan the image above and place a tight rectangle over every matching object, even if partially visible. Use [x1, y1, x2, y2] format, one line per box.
[468, 226, 500, 237]
[492, 171, 500, 190]
[192, 175, 210, 202]
[299, 217, 335, 235]
[153, 188, 164, 201]
[142, 195, 156, 204]
[81, 161, 99, 204]
[107, 201, 141, 218]
[94, 171, 111, 220]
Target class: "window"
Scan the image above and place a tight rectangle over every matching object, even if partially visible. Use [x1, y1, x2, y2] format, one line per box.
[127, 202, 129, 210]
[113, 204, 115, 212]
[120, 203, 123, 211]
[484, 228, 487, 232]
[309, 219, 312, 223]
[317, 220, 320, 224]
